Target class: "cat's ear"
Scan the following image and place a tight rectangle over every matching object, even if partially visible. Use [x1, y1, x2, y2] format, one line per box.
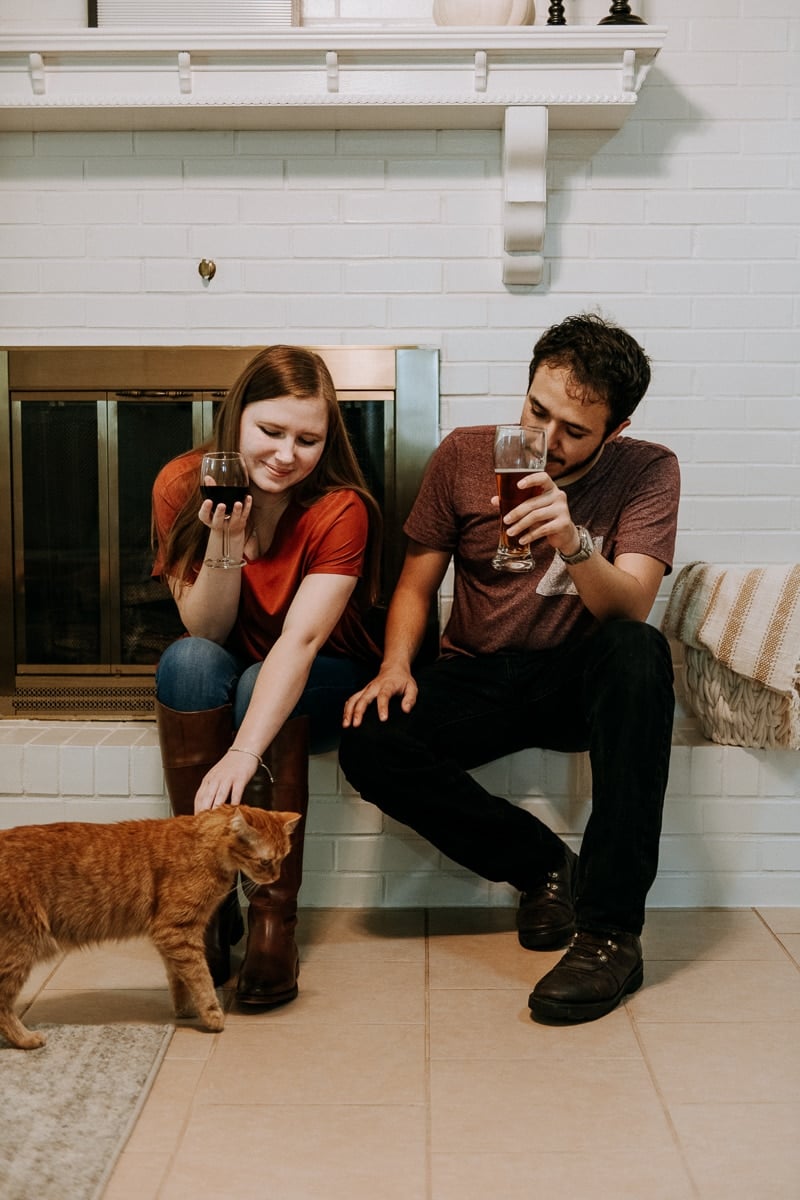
[278, 812, 302, 836]
[229, 808, 249, 833]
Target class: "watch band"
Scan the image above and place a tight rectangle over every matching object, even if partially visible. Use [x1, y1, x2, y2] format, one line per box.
[557, 525, 595, 565]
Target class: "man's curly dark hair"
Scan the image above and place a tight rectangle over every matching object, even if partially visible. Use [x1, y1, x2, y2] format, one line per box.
[528, 313, 651, 431]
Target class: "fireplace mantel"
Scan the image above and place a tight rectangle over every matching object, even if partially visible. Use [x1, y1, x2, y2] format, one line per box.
[0, 26, 666, 283]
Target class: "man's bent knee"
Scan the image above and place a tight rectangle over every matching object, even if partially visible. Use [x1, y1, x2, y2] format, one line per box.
[338, 705, 406, 796]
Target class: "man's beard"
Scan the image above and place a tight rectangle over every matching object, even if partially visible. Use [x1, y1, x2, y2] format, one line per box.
[547, 441, 606, 484]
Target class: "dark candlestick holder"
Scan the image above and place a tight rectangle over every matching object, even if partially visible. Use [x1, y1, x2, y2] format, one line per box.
[546, 2, 566, 24]
[599, 1, 646, 23]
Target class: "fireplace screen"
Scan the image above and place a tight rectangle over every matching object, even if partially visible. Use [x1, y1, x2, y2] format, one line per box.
[1, 346, 438, 718]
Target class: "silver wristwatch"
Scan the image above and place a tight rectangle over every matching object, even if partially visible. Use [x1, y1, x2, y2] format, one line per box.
[557, 525, 595, 565]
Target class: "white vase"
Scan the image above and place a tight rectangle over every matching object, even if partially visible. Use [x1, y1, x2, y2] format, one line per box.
[432, 0, 535, 25]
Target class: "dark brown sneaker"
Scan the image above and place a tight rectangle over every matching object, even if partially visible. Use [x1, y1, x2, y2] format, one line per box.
[528, 930, 643, 1024]
[516, 845, 578, 950]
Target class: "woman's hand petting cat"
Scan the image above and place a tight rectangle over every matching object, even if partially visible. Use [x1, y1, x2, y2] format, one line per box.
[193, 749, 257, 811]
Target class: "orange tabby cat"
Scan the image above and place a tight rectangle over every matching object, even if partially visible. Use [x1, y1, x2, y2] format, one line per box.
[0, 805, 299, 1050]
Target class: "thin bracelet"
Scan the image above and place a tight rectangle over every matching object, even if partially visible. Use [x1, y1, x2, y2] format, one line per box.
[229, 747, 274, 783]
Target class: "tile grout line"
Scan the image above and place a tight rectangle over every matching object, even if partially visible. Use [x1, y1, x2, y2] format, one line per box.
[752, 906, 800, 973]
[20, 953, 67, 1020]
[626, 998, 702, 1199]
[151, 974, 242, 1198]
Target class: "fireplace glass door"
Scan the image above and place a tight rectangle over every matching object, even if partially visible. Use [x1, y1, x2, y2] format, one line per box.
[13, 391, 204, 678]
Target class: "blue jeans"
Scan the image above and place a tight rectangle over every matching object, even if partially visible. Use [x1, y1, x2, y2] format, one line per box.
[339, 620, 675, 935]
[155, 637, 371, 755]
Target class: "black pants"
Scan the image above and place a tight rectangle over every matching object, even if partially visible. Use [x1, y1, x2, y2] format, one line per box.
[339, 620, 674, 935]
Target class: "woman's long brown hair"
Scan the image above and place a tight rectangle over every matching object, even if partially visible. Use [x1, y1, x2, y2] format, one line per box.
[155, 345, 383, 607]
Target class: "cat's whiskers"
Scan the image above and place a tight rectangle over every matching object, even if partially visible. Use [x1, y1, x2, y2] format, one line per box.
[240, 874, 275, 898]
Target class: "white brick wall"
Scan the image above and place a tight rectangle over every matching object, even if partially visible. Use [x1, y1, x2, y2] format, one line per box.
[1, 3, 798, 905]
[1, 719, 798, 908]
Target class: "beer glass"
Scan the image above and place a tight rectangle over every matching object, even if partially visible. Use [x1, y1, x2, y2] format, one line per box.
[492, 424, 547, 573]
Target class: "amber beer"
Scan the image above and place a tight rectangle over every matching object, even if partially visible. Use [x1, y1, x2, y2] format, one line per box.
[495, 470, 542, 552]
[491, 424, 547, 573]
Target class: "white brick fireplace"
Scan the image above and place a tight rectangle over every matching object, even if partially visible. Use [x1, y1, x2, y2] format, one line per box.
[2, 714, 799, 908]
[0, 1, 798, 907]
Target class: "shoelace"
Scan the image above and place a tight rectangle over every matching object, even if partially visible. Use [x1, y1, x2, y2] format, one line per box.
[566, 932, 619, 963]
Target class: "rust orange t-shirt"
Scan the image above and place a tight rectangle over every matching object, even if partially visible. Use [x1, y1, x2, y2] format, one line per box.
[152, 449, 380, 665]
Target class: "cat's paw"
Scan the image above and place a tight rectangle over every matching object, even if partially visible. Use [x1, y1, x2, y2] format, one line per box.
[200, 1004, 225, 1033]
[23, 1030, 48, 1050]
[5, 1027, 48, 1050]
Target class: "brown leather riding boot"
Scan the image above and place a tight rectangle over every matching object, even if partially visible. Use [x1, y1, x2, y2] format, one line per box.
[154, 699, 243, 986]
[235, 715, 310, 1008]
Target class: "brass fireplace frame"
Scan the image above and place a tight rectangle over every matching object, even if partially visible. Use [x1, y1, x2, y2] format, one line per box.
[0, 344, 439, 718]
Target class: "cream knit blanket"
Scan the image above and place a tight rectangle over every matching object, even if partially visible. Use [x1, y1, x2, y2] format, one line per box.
[662, 562, 800, 749]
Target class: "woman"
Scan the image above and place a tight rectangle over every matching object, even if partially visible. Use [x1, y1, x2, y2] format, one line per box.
[151, 345, 382, 1008]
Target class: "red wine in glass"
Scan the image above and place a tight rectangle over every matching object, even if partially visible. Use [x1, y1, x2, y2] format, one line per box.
[200, 484, 250, 511]
[200, 452, 249, 569]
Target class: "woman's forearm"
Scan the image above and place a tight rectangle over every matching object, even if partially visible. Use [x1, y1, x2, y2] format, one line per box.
[168, 528, 245, 642]
[231, 633, 317, 756]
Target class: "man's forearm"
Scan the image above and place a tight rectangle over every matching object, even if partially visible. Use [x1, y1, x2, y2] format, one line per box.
[381, 585, 432, 670]
[567, 548, 664, 624]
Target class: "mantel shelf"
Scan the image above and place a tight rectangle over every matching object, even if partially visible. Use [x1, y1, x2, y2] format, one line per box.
[0, 26, 667, 285]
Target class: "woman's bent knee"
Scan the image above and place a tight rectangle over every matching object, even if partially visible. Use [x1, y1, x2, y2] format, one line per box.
[156, 637, 241, 711]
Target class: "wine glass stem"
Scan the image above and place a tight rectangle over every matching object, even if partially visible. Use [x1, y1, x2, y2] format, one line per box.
[222, 516, 231, 564]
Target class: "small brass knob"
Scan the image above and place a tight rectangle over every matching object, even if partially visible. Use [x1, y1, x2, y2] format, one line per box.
[198, 258, 216, 280]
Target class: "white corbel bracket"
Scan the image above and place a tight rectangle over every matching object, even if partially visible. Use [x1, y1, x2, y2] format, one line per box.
[28, 52, 45, 96]
[178, 51, 192, 95]
[503, 106, 548, 288]
[326, 51, 339, 94]
[474, 50, 487, 93]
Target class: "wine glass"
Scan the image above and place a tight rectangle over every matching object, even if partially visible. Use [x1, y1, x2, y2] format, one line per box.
[492, 424, 547, 573]
[200, 452, 250, 569]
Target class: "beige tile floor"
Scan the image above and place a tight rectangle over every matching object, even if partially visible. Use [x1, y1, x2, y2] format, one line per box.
[17, 906, 800, 1200]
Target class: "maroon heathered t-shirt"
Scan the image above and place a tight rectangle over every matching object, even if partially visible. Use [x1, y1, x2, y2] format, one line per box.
[404, 426, 680, 657]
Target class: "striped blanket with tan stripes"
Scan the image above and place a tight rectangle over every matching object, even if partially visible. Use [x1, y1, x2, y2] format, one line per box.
[662, 562, 800, 749]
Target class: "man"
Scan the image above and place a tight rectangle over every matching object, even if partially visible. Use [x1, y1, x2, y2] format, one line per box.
[339, 313, 679, 1024]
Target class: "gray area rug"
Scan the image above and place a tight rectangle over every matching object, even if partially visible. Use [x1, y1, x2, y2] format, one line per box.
[0, 1023, 173, 1200]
